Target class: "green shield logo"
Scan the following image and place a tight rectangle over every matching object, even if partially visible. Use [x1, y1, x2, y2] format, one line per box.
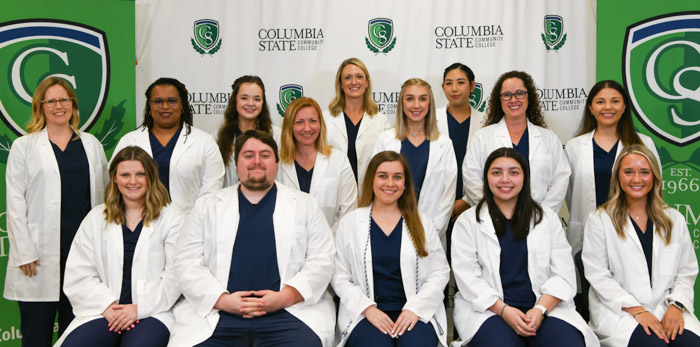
[623, 12, 700, 146]
[0, 19, 109, 135]
[191, 19, 222, 55]
[276, 84, 303, 117]
[541, 15, 567, 51]
[365, 18, 397, 54]
[469, 82, 487, 112]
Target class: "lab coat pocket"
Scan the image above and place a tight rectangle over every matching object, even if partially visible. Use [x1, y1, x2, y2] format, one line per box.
[315, 178, 340, 206]
[657, 244, 680, 277]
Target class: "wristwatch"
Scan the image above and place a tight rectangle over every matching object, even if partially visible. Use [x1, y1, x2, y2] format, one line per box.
[534, 304, 548, 318]
[671, 301, 685, 311]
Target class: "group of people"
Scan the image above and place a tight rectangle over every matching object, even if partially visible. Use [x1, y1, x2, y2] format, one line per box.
[4, 57, 699, 347]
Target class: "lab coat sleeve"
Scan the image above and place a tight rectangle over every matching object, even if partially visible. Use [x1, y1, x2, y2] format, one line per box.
[539, 211, 577, 301]
[136, 206, 184, 319]
[64, 211, 118, 317]
[403, 220, 450, 321]
[175, 197, 228, 318]
[332, 156, 358, 232]
[5, 139, 37, 266]
[451, 211, 501, 312]
[540, 135, 570, 212]
[284, 197, 335, 307]
[664, 210, 698, 315]
[372, 131, 389, 156]
[197, 135, 225, 199]
[331, 214, 376, 320]
[433, 144, 458, 237]
[582, 211, 641, 312]
[462, 131, 484, 206]
[110, 134, 130, 163]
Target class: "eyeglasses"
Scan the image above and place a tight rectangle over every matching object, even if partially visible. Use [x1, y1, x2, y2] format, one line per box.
[150, 97, 180, 108]
[41, 98, 73, 108]
[500, 90, 528, 101]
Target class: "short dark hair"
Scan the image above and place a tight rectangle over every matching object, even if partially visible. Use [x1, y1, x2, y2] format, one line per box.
[234, 130, 279, 164]
[443, 62, 475, 83]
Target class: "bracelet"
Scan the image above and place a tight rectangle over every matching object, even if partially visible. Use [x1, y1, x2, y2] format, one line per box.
[499, 303, 509, 317]
[633, 310, 649, 318]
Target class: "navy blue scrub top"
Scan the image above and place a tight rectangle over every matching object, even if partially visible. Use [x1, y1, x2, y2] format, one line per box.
[593, 138, 619, 207]
[51, 132, 91, 258]
[498, 219, 536, 308]
[630, 216, 654, 282]
[371, 216, 407, 311]
[401, 138, 430, 199]
[120, 220, 144, 304]
[512, 127, 530, 167]
[149, 126, 182, 193]
[447, 109, 471, 201]
[343, 112, 362, 183]
[294, 160, 314, 194]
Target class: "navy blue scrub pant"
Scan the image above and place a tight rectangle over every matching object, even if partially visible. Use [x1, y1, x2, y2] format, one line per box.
[196, 310, 321, 347]
[628, 324, 700, 347]
[61, 317, 169, 347]
[469, 313, 585, 347]
[347, 310, 438, 347]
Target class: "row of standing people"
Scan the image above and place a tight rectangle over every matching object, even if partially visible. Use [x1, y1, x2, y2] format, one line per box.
[4, 57, 698, 346]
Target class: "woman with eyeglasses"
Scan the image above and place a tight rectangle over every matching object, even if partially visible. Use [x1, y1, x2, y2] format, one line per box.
[583, 145, 700, 347]
[462, 71, 570, 213]
[216, 75, 281, 187]
[324, 58, 391, 192]
[112, 77, 224, 211]
[4, 76, 107, 346]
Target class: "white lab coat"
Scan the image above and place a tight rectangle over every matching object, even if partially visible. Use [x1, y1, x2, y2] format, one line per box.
[450, 205, 599, 347]
[112, 126, 224, 211]
[373, 129, 457, 244]
[169, 182, 336, 347]
[582, 208, 700, 347]
[223, 125, 281, 187]
[323, 111, 391, 192]
[332, 207, 450, 347]
[55, 204, 183, 346]
[3, 129, 107, 302]
[462, 119, 571, 212]
[277, 148, 357, 233]
[565, 131, 660, 255]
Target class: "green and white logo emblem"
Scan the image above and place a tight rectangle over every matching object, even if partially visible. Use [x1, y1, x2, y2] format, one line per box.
[623, 12, 700, 146]
[365, 18, 396, 54]
[191, 19, 222, 55]
[541, 15, 567, 51]
[469, 82, 487, 112]
[276, 84, 303, 117]
[0, 19, 109, 136]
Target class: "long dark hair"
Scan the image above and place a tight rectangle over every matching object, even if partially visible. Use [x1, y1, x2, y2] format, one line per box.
[575, 80, 643, 146]
[142, 77, 193, 136]
[476, 147, 543, 238]
[442, 62, 475, 83]
[217, 75, 273, 166]
[484, 71, 546, 128]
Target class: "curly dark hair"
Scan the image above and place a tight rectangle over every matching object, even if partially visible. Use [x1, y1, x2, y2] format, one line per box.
[142, 77, 193, 136]
[484, 71, 546, 128]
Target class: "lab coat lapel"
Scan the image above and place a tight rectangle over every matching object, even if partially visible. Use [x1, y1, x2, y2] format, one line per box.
[216, 186, 240, 283]
[133, 221, 154, 262]
[38, 128, 61, 179]
[399, 218, 417, 296]
[424, 136, 443, 182]
[274, 184, 296, 284]
[581, 131, 596, 207]
[170, 127, 192, 170]
[494, 119, 512, 148]
[527, 120, 543, 163]
[477, 208, 503, 290]
[279, 162, 300, 190]
[308, 152, 327, 196]
[330, 113, 348, 141]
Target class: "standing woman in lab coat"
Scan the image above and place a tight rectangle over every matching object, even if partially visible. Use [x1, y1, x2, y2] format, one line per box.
[583, 145, 700, 347]
[277, 97, 357, 232]
[216, 75, 281, 187]
[373, 78, 457, 245]
[333, 151, 450, 347]
[451, 147, 597, 347]
[3, 77, 107, 346]
[58, 146, 182, 346]
[462, 71, 570, 212]
[324, 57, 391, 191]
[112, 77, 224, 211]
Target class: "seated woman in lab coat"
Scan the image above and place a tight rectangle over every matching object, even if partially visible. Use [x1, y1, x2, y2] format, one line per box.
[583, 145, 700, 347]
[452, 147, 597, 347]
[57, 146, 182, 347]
[333, 151, 450, 347]
[277, 97, 357, 232]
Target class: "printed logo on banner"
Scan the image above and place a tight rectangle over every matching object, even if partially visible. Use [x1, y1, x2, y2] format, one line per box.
[191, 19, 222, 55]
[276, 84, 303, 117]
[541, 15, 567, 51]
[0, 19, 110, 138]
[366, 18, 396, 54]
[434, 25, 504, 49]
[623, 12, 700, 146]
[469, 83, 487, 112]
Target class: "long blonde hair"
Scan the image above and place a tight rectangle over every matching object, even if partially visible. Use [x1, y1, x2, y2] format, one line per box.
[104, 146, 171, 227]
[328, 58, 380, 117]
[359, 151, 427, 257]
[394, 78, 439, 141]
[280, 97, 331, 164]
[601, 145, 672, 244]
[27, 77, 80, 133]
